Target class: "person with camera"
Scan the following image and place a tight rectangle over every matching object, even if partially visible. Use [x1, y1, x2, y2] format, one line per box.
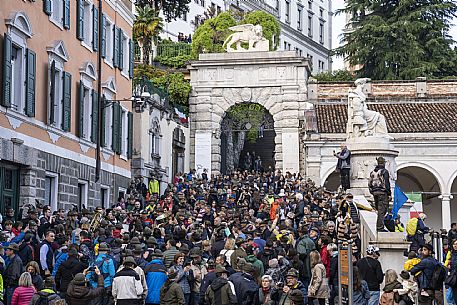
[66, 266, 105, 305]
[270, 268, 308, 305]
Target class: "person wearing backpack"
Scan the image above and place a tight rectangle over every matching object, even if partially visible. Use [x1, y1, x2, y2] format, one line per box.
[410, 244, 445, 305]
[55, 248, 86, 299]
[407, 214, 429, 254]
[88, 243, 116, 305]
[29, 277, 64, 305]
[368, 157, 391, 232]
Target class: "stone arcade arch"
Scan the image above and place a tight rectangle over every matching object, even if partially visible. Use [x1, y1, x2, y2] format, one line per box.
[189, 51, 310, 175]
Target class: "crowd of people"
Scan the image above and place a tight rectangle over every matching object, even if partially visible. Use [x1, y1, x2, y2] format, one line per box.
[0, 161, 455, 305]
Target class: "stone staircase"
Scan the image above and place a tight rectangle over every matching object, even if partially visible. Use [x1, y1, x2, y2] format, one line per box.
[238, 130, 276, 170]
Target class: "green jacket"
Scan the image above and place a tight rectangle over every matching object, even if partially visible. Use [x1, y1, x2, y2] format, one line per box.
[205, 277, 237, 305]
[160, 281, 185, 305]
[245, 255, 264, 276]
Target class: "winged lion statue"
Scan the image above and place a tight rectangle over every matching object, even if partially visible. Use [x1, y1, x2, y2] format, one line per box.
[223, 24, 269, 52]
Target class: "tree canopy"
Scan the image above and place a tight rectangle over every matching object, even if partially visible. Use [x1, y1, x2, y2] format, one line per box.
[191, 10, 281, 58]
[335, 0, 457, 80]
[134, 0, 191, 22]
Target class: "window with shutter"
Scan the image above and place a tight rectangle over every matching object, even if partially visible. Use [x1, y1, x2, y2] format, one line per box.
[101, 14, 106, 58]
[113, 26, 119, 67]
[63, 0, 71, 29]
[62, 72, 72, 132]
[50, 0, 64, 28]
[25, 49, 36, 117]
[118, 28, 124, 71]
[49, 60, 56, 124]
[91, 90, 99, 143]
[93, 5, 99, 51]
[2, 33, 12, 108]
[77, 0, 84, 41]
[43, 0, 52, 16]
[101, 95, 106, 147]
[127, 112, 133, 159]
[112, 102, 120, 153]
[78, 82, 85, 137]
[129, 39, 134, 79]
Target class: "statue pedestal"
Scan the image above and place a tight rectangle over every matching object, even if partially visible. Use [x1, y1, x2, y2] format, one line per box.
[346, 136, 398, 198]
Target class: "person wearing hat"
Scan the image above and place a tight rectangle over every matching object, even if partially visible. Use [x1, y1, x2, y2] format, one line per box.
[144, 250, 168, 305]
[368, 156, 392, 232]
[395, 270, 417, 305]
[410, 244, 443, 305]
[204, 265, 237, 305]
[228, 263, 259, 305]
[66, 266, 105, 305]
[87, 242, 116, 304]
[271, 268, 308, 305]
[159, 268, 185, 305]
[189, 248, 207, 305]
[55, 247, 85, 299]
[356, 245, 384, 305]
[112, 257, 144, 305]
[288, 289, 305, 305]
[4, 243, 24, 305]
[29, 276, 63, 305]
[230, 238, 247, 268]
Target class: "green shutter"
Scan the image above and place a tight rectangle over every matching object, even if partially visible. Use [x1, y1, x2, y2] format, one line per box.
[76, 0, 84, 41]
[101, 96, 106, 147]
[49, 61, 56, 124]
[92, 5, 99, 51]
[43, 0, 52, 16]
[112, 103, 120, 153]
[2, 33, 12, 108]
[129, 39, 134, 79]
[127, 112, 133, 159]
[101, 14, 106, 58]
[63, 0, 71, 29]
[25, 49, 36, 117]
[91, 90, 99, 143]
[113, 26, 119, 68]
[78, 82, 85, 137]
[62, 72, 72, 132]
[118, 28, 124, 70]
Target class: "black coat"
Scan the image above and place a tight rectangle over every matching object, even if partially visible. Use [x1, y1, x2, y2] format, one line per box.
[4, 254, 24, 287]
[56, 256, 86, 293]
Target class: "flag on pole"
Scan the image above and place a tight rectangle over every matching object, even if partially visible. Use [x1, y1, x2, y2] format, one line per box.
[392, 185, 409, 219]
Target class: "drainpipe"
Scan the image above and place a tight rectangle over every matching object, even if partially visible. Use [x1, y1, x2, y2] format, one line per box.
[95, 0, 103, 182]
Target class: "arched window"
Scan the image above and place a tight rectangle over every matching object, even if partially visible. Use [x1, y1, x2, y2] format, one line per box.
[150, 118, 161, 156]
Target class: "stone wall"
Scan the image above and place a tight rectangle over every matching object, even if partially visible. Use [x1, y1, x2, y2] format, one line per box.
[311, 79, 457, 100]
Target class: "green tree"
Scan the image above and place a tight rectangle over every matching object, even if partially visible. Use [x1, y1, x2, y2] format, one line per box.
[133, 5, 163, 61]
[335, 0, 457, 80]
[134, 0, 191, 22]
[191, 12, 237, 58]
[241, 11, 280, 50]
[314, 70, 355, 82]
[152, 73, 191, 109]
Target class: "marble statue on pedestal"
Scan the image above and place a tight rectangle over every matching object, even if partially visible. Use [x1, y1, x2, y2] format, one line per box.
[224, 24, 269, 52]
[347, 78, 389, 138]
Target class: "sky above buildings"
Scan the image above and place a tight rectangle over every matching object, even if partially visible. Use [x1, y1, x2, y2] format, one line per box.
[331, 1, 457, 71]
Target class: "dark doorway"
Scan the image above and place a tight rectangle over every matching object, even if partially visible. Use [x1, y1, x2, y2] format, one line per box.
[0, 163, 19, 216]
[220, 103, 275, 174]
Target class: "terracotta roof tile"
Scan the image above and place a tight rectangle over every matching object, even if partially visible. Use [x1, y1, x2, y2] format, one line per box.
[315, 103, 457, 133]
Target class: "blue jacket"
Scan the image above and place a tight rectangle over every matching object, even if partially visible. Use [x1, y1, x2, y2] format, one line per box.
[144, 259, 168, 304]
[89, 253, 116, 288]
[52, 252, 68, 277]
[410, 256, 439, 290]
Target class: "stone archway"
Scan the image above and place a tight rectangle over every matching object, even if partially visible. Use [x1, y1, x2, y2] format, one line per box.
[188, 51, 310, 176]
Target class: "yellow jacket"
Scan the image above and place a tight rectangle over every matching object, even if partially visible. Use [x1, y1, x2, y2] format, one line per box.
[148, 179, 160, 195]
[395, 224, 405, 232]
[404, 258, 421, 272]
[445, 251, 453, 268]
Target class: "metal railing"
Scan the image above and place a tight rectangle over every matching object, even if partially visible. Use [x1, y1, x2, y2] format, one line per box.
[156, 42, 192, 58]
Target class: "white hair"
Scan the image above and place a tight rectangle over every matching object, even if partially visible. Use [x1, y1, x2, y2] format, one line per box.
[295, 193, 303, 201]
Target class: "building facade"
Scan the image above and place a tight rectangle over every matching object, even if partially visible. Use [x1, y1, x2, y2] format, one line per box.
[131, 86, 190, 194]
[161, 0, 332, 73]
[0, 0, 135, 213]
[304, 78, 457, 231]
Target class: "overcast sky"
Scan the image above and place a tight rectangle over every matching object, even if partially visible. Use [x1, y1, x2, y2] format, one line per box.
[331, 1, 457, 70]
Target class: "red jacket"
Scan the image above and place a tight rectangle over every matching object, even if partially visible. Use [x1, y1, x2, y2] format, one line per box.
[11, 286, 36, 305]
[320, 246, 330, 277]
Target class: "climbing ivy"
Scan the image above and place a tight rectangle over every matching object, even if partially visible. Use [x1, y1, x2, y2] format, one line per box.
[226, 104, 266, 143]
